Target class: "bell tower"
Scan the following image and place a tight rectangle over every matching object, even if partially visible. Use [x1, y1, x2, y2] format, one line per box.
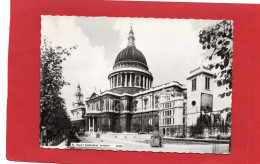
[75, 83, 83, 104]
[186, 66, 214, 126]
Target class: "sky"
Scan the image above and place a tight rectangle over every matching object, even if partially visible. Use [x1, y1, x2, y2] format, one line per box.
[41, 16, 232, 114]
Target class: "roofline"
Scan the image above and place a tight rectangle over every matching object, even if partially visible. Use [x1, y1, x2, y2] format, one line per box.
[187, 71, 214, 80]
[85, 81, 186, 102]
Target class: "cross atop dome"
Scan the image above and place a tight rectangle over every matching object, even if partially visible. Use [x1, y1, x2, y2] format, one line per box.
[127, 25, 135, 47]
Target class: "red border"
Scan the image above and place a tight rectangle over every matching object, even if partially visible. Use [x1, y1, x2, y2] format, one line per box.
[7, 0, 260, 163]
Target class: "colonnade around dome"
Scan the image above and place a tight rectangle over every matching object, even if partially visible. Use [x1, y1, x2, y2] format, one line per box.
[109, 72, 152, 89]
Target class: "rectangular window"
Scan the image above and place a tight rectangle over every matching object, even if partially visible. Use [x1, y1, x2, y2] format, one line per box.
[205, 76, 210, 90]
[165, 110, 172, 117]
[165, 118, 170, 125]
[192, 79, 196, 91]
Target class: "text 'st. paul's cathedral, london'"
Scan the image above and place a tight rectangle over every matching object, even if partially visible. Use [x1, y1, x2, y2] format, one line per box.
[71, 27, 214, 137]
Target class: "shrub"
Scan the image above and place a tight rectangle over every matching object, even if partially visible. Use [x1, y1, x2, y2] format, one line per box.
[176, 134, 185, 138]
[132, 123, 142, 133]
[153, 123, 159, 131]
[101, 123, 110, 133]
[195, 134, 205, 139]
[114, 125, 122, 133]
[190, 114, 205, 137]
[144, 124, 153, 134]
[217, 134, 231, 140]
[170, 128, 176, 137]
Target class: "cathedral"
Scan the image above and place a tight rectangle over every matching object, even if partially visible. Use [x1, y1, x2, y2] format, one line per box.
[70, 27, 214, 137]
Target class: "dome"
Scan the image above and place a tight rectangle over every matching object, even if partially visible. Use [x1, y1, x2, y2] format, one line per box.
[108, 26, 153, 92]
[114, 46, 147, 67]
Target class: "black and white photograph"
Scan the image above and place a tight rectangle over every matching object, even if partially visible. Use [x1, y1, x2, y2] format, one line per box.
[40, 16, 233, 154]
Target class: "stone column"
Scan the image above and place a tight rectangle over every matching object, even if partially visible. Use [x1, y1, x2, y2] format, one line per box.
[110, 99, 112, 111]
[146, 77, 148, 89]
[150, 95, 152, 109]
[134, 74, 137, 87]
[112, 76, 114, 88]
[129, 73, 132, 87]
[111, 77, 113, 88]
[108, 99, 110, 111]
[120, 74, 123, 86]
[111, 78, 113, 88]
[116, 74, 120, 87]
[117, 75, 119, 87]
[139, 74, 141, 87]
[113, 76, 116, 88]
[93, 117, 95, 132]
[143, 76, 145, 88]
[124, 73, 127, 87]
[88, 117, 91, 132]
[136, 74, 138, 87]
[115, 75, 117, 88]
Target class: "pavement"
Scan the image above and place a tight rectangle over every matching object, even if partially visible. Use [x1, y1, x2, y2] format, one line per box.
[73, 136, 230, 154]
[41, 136, 230, 154]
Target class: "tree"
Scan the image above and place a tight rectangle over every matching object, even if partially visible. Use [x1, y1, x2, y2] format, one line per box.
[144, 124, 153, 134]
[199, 20, 233, 98]
[132, 123, 142, 133]
[40, 38, 77, 145]
[189, 113, 205, 137]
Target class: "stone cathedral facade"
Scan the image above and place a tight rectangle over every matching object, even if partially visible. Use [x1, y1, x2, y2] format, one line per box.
[70, 27, 214, 137]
